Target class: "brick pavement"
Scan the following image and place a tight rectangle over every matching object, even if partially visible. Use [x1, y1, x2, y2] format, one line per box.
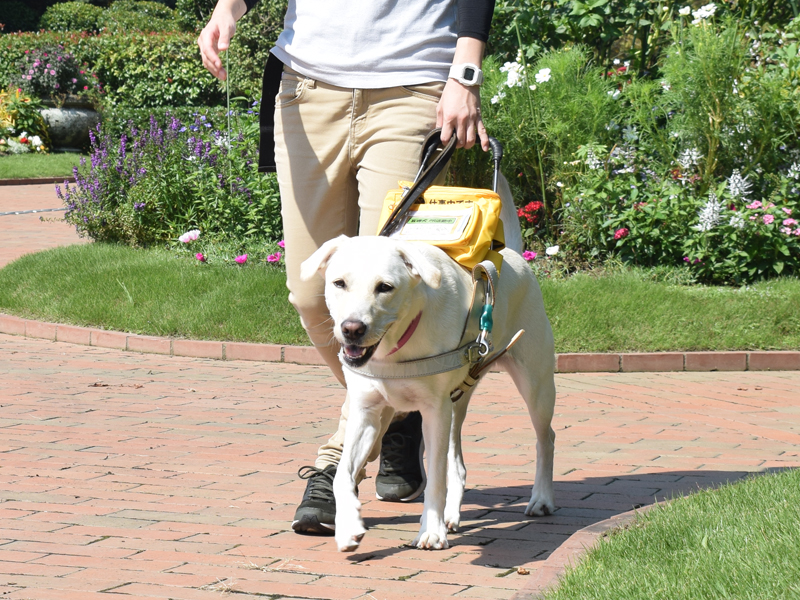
[1, 333, 799, 600]
[0, 183, 86, 268]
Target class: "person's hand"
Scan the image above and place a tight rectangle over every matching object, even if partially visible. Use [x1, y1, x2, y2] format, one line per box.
[437, 79, 489, 151]
[198, 2, 241, 81]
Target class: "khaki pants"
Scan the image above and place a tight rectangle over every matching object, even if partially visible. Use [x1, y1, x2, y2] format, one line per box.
[273, 68, 443, 478]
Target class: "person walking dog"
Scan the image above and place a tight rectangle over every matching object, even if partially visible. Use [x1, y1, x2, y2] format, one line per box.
[198, 0, 495, 534]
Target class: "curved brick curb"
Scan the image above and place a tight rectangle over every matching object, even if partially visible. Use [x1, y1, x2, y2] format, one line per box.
[510, 504, 658, 600]
[2, 312, 800, 371]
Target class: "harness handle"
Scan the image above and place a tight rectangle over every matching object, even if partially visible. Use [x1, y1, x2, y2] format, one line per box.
[379, 130, 505, 237]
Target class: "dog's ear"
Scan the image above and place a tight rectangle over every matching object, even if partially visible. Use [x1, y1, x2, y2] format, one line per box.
[397, 243, 442, 289]
[300, 236, 346, 281]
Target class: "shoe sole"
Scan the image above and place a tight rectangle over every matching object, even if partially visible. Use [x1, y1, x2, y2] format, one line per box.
[375, 438, 427, 502]
[291, 514, 335, 535]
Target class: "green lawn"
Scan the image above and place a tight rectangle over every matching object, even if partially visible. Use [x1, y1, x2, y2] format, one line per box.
[545, 468, 800, 600]
[0, 152, 83, 179]
[1, 243, 799, 351]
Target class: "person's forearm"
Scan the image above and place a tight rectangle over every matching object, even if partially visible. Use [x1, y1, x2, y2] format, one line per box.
[212, 0, 248, 22]
[452, 36, 485, 67]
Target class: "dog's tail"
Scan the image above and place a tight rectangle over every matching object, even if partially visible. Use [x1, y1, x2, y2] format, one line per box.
[498, 172, 523, 254]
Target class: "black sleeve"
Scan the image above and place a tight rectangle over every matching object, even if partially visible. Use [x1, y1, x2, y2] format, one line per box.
[243, 0, 259, 13]
[457, 0, 495, 42]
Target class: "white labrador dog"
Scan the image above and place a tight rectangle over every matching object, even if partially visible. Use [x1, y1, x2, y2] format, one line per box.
[300, 177, 556, 552]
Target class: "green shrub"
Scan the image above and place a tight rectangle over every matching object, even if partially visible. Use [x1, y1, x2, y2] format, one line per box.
[99, 0, 180, 33]
[59, 107, 282, 245]
[39, 2, 105, 33]
[91, 31, 223, 106]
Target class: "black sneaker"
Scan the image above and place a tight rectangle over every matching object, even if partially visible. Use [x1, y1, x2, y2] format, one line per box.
[375, 411, 426, 502]
[292, 465, 336, 535]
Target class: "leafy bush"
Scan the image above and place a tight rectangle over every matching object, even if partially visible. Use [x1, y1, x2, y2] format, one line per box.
[99, 0, 180, 33]
[39, 2, 105, 33]
[0, 88, 50, 154]
[59, 107, 282, 245]
[10, 44, 102, 105]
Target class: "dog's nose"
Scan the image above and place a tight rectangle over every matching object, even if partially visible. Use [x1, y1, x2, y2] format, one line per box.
[341, 319, 367, 340]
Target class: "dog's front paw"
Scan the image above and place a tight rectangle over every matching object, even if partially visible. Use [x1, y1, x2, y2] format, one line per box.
[444, 508, 461, 532]
[336, 527, 366, 552]
[412, 530, 449, 550]
[525, 486, 555, 516]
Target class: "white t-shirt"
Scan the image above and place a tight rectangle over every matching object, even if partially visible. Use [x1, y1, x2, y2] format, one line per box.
[270, 0, 457, 89]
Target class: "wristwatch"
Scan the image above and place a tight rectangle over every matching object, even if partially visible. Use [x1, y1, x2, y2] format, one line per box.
[448, 63, 483, 86]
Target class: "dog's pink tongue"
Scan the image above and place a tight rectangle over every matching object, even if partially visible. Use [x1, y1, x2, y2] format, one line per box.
[344, 345, 365, 358]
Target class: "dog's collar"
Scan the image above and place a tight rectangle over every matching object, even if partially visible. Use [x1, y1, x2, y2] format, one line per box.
[387, 311, 422, 356]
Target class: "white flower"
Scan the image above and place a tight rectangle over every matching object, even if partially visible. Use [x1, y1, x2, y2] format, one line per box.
[179, 229, 201, 243]
[660, 80, 672, 91]
[7, 139, 30, 154]
[529, 84, 537, 91]
[545, 245, 559, 256]
[490, 91, 506, 104]
[556, 181, 564, 188]
[30, 135, 42, 147]
[622, 125, 638, 143]
[727, 169, 752, 200]
[535, 68, 552, 84]
[20, 131, 28, 138]
[607, 89, 621, 99]
[679, 6, 692, 15]
[586, 149, 603, 170]
[500, 61, 524, 88]
[787, 162, 800, 180]
[613, 59, 621, 65]
[677, 148, 701, 170]
[693, 192, 722, 232]
[729, 213, 745, 229]
[692, 2, 716, 24]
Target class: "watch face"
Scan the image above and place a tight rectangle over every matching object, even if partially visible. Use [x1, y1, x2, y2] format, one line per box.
[463, 67, 475, 81]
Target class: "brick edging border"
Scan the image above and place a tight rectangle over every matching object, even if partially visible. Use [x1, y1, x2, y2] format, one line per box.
[0, 177, 75, 186]
[2, 313, 799, 372]
[510, 504, 658, 600]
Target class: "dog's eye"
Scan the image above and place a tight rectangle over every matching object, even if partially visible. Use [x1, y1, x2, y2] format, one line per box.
[333, 279, 346, 289]
[375, 282, 394, 294]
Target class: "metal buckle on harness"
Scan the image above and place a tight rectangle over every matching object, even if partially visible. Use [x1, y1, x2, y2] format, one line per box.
[465, 344, 482, 365]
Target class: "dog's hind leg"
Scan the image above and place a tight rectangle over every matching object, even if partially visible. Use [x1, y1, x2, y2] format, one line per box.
[413, 399, 453, 549]
[444, 392, 471, 531]
[334, 398, 389, 552]
[500, 353, 557, 517]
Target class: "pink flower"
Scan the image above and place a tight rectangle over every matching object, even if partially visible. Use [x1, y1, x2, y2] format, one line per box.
[763, 214, 774, 225]
[267, 252, 282, 263]
[783, 207, 792, 215]
[178, 229, 200, 243]
[614, 227, 630, 240]
[746, 201, 762, 210]
[277, 240, 285, 248]
[235, 254, 248, 264]
[794, 229, 800, 236]
[783, 218, 798, 227]
[195, 253, 206, 262]
[522, 250, 537, 261]
[781, 227, 792, 235]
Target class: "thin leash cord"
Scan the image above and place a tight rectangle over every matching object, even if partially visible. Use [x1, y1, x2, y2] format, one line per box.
[226, 48, 233, 194]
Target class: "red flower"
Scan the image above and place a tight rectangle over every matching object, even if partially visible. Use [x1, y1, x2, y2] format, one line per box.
[518, 201, 544, 224]
[614, 227, 629, 240]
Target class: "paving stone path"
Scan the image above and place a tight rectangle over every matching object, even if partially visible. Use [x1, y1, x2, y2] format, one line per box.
[0, 183, 86, 268]
[1, 332, 799, 600]
[2, 183, 800, 598]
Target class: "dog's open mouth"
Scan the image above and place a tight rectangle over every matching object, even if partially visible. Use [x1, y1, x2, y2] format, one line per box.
[341, 339, 382, 368]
